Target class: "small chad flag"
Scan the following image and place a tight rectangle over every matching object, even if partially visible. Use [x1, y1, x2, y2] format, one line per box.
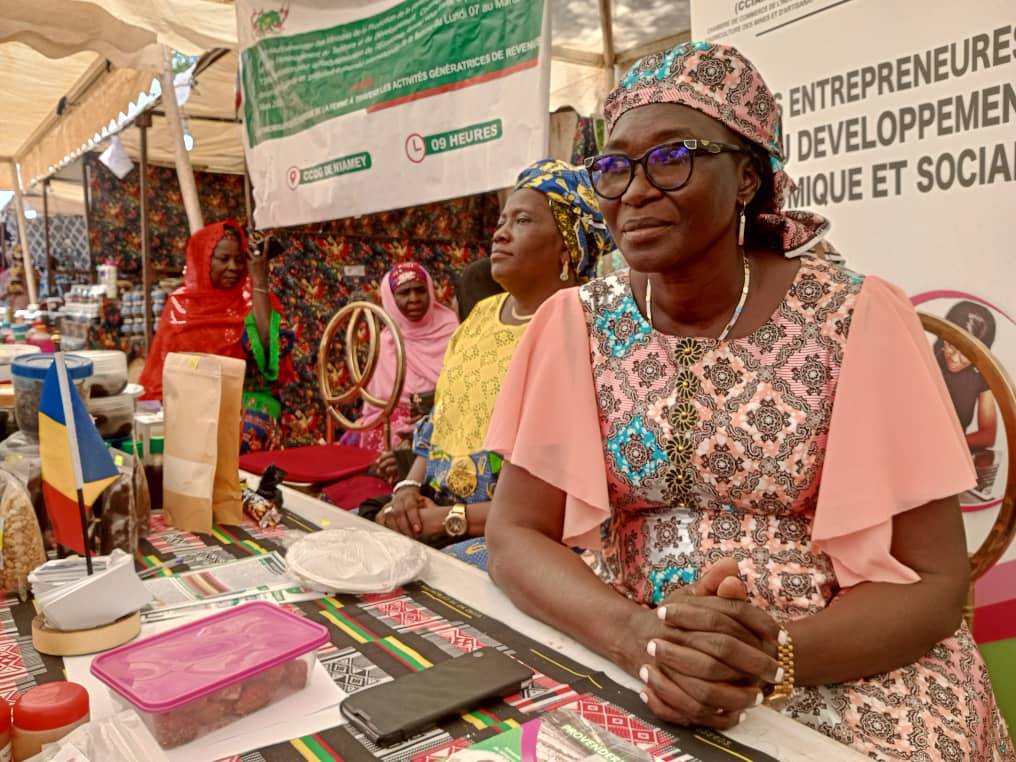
[39, 354, 119, 555]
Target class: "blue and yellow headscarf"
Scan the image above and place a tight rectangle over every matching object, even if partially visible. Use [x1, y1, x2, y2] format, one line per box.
[513, 159, 614, 280]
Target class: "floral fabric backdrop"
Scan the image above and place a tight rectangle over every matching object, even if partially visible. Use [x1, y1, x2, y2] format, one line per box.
[85, 153, 246, 281]
[4, 215, 90, 297]
[572, 115, 606, 165]
[85, 154, 503, 446]
[79, 119, 620, 447]
[269, 193, 500, 446]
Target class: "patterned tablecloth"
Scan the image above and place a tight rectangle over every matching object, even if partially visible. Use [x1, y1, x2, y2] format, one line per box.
[4, 513, 775, 762]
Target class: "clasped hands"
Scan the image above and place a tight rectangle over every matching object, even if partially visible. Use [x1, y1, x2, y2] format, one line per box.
[375, 485, 447, 539]
[627, 558, 783, 731]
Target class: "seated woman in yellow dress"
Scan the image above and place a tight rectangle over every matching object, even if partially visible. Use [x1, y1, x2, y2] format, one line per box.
[374, 159, 614, 570]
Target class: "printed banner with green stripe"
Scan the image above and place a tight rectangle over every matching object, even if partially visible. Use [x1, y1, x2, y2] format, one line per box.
[238, 0, 550, 228]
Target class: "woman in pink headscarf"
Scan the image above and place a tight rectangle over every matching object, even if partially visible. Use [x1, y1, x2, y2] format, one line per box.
[355, 263, 458, 454]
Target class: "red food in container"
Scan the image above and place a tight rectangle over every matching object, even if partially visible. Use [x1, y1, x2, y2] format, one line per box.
[90, 602, 328, 749]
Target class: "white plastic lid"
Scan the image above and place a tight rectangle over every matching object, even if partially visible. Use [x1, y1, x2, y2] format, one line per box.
[75, 350, 127, 376]
[286, 528, 428, 593]
[0, 344, 41, 366]
[86, 391, 136, 412]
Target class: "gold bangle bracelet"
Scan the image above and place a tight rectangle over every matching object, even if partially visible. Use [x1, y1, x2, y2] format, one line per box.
[765, 627, 796, 706]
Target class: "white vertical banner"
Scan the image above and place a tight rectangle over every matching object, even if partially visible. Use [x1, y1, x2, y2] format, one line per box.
[237, 0, 551, 229]
[690, 0, 1015, 604]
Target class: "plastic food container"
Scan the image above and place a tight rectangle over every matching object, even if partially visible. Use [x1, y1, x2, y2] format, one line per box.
[11, 353, 92, 439]
[75, 350, 127, 397]
[91, 601, 328, 749]
[12, 681, 89, 761]
[87, 391, 136, 439]
[0, 345, 40, 383]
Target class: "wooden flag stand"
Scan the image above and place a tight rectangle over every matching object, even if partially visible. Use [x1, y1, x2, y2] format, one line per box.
[32, 611, 141, 657]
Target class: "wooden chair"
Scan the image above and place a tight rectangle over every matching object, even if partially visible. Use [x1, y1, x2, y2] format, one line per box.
[239, 302, 405, 490]
[318, 301, 406, 449]
[920, 312, 1016, 627]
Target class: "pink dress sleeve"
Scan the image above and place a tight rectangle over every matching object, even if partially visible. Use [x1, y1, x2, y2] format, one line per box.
[484, 289, 610, 548]
[813, 276, 976, 588]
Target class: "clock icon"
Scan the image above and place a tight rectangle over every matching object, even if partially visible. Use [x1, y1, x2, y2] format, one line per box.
[405, 133, 426, 164]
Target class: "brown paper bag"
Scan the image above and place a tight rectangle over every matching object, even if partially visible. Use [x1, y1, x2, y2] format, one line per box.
[162, 353, 246, 534]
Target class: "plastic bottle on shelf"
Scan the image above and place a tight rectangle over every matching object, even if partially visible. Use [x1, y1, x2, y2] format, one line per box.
[25, 324, 55, 353]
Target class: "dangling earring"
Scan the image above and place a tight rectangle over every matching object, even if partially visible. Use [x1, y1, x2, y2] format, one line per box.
[560, 260, 570, 282]
[737, 206, 746, 247]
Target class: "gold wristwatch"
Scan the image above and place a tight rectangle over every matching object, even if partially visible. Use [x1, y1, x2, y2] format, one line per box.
[765, 627, 796, 707]
[443, 504, 468, 537]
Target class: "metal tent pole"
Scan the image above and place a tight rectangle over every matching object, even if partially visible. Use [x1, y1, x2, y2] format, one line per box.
[43, 179, 54, 298]
[11, 175, 39, 308]
[137, 111, 153, 350]
[159, 46, 204, 235]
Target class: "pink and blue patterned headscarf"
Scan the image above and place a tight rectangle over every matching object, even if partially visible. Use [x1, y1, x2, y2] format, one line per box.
[514, 159, 615, 279]
[604, 41, 829, 256]
[388, 262, 428, 291]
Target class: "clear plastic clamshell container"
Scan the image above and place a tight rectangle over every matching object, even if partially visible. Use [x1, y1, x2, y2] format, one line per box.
[86, 389, 137, 439]
[0, 343, 40, 382]
[90, 602, 328, 748]
[74, 350, 127, 397]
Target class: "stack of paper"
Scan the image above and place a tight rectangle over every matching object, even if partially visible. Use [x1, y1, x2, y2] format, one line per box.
[140, 552, 322, 624]
[32, 550, 152, 631]
[448, 708, 653, 761]
[28, 552, 128, 596]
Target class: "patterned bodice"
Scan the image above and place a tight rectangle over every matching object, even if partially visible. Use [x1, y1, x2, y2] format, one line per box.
[578, 257, 866, 612]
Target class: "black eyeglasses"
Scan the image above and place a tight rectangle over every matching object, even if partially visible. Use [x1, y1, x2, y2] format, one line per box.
[584, 139, 745, 199]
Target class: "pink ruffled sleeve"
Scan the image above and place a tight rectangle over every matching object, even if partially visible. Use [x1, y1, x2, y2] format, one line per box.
[484, 289, 610, 548]
[813, 276, 976, 587]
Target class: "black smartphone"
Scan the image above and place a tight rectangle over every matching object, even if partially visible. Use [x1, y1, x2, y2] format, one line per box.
[340, 647, 533, 747]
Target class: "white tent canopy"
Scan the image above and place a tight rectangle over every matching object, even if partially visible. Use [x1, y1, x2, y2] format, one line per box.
[0, 0, 236, 67]
[1, 1, 691, 194]
[550, 1, 691, 114]
[0, 0, 236, 192]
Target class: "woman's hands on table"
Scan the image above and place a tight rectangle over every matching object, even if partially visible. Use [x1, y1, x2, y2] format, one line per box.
[375, 487, 447, 538]
[628, 559, 782, 730]
[487, 462, 783, 732]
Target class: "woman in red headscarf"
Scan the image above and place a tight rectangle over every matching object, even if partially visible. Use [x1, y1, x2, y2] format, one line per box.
[139, 220, 295, 453]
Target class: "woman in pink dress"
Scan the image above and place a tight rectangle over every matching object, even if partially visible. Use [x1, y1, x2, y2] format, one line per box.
[485, 42, 1013, 760]
[355, 263, 458, 454]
